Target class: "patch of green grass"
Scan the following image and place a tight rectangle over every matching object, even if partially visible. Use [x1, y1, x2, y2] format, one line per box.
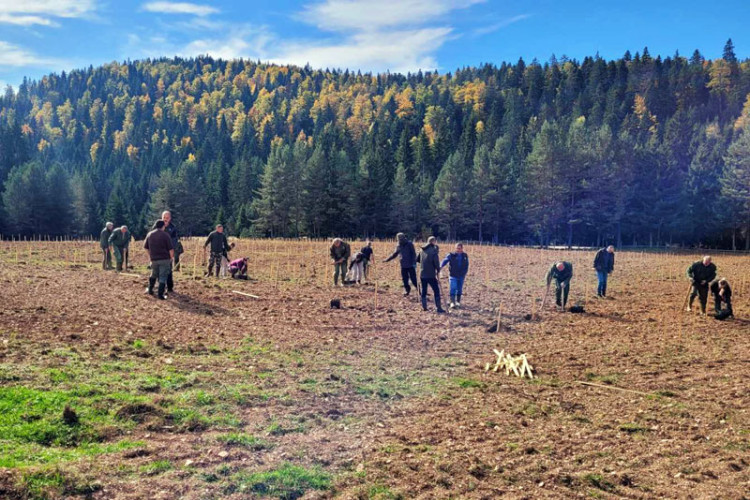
[367, 484, 403, 499]
[0, 440, 143, 468]
[266, 420, 305, 436]
[226, 463, 330, 499]
[583, 473, 616, 492]
[132, 339, 145, 349]
[0, 386, 115, 447]
[453, 377, 484, 389]
[618, 423, 649, 434]
[217, 433, 273, 451]
[584, 372, 621, 385]
[140, 459, 173, 476]
[16, 468, 101, 499]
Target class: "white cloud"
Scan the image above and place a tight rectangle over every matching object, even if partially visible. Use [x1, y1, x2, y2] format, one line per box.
[127, 0, 494, 74]
[303, 0, 484, 32]
[0, 40, 67, 67]
[473, 14, 531, 37]
[142, 2, 219, 17]
[0, 0, 97, 26]
[272, 28, 452, 73]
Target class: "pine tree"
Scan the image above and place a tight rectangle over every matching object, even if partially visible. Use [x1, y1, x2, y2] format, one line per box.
[720, 126, 750, 249]
[432, 151, 471, 240]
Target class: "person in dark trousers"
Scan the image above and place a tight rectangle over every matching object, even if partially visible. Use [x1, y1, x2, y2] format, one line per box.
[593, 245, 615, 297]
[416, 236, 445, 313]
[686, 256, 717, 315]
[711, 278, 733, 317]
[143, 220, 174, 300]
[547, 261, 573, 311]
[440, 243, 469, 308]
[108, 225, 130, 272]
[204, 225, 231, 277]
[360, 240, 374, 282]
[162, 211, 181, 291]
[329, 238, 351, 286]
[100, 222, 114, 270]
[383, 233, 418, 296]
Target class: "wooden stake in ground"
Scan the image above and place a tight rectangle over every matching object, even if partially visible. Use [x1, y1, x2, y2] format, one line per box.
[681, 282, 693, 312]
[495, 304, 502, 332]
[576, 381, 651, 397]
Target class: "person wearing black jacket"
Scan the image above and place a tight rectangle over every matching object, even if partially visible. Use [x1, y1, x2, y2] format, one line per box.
[593, 245, 615, 297]
[162, 211, 181, 291]
[547, 261, 573, 310]
[360, 240, 373, 281]
[686, 256, 717, 315]
[383, 233, 418, 296]
[416, 237, 445, 313]
[204, 225, 231, 277]
[711, 278, 733, 317]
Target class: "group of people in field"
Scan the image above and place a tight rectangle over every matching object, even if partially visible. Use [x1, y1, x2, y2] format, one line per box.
[98, 216, 735, 318]
[99, 212, 250, 300]
[331, 233, 469, 313]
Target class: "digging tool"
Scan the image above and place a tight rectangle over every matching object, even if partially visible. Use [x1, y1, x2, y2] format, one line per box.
[541, 283, 551, 310]
[124, 247, 129, 270]
[415, 267, 421, 297]
[436, 275, 445, 310]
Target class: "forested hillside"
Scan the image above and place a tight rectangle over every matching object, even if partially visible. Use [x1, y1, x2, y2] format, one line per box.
[1, 40, 749, 247]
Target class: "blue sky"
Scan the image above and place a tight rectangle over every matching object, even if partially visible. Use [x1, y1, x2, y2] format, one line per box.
[0, 0, 748, 88]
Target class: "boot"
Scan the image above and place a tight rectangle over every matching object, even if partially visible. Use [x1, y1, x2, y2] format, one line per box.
[157, 282, 167, 300]
[456, 294, 462, 308]
[421, 297, 428, 311]
[146, 277, 156, 295]
[167, 273, 174, 293]
[449, 294, 456, 308]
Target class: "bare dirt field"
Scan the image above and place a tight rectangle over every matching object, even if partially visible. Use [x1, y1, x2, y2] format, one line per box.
[0, 238, 748, 499]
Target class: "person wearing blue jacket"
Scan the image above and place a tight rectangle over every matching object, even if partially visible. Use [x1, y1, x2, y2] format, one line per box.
[440, 243, 469, 308]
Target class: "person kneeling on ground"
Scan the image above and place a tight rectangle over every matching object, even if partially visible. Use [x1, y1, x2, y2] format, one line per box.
[547, 261, 573, 311]
[686, 256, 717, 315]
[711, 278, 733, 317]
[416, 237, 445, 314]
[440, 243, 469, 308]
[144, 220, 174, 300]
[230, 257, 249, 280]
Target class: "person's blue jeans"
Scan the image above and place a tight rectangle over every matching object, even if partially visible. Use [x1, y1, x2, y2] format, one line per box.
[449, 276, 465, 301]
[596, 270, 608, 296]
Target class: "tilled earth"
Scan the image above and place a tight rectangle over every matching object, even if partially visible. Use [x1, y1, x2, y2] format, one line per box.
[0, 242, 748, 499]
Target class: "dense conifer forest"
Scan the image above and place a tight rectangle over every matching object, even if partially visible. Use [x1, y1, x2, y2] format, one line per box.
[1, 40, 749, 247]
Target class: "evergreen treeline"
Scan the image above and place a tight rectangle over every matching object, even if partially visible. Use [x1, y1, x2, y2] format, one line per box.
[1, 41, 749, 248]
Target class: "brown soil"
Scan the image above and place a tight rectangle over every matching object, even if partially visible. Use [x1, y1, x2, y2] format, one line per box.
[0, 240, 748, 499]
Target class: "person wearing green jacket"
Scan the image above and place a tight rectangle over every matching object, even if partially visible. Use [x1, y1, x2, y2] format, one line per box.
[686, 256, 717, 315]
[329, 238, 351, 286]
[108, 225, 131, 272]
[99, 222, 114, 270]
